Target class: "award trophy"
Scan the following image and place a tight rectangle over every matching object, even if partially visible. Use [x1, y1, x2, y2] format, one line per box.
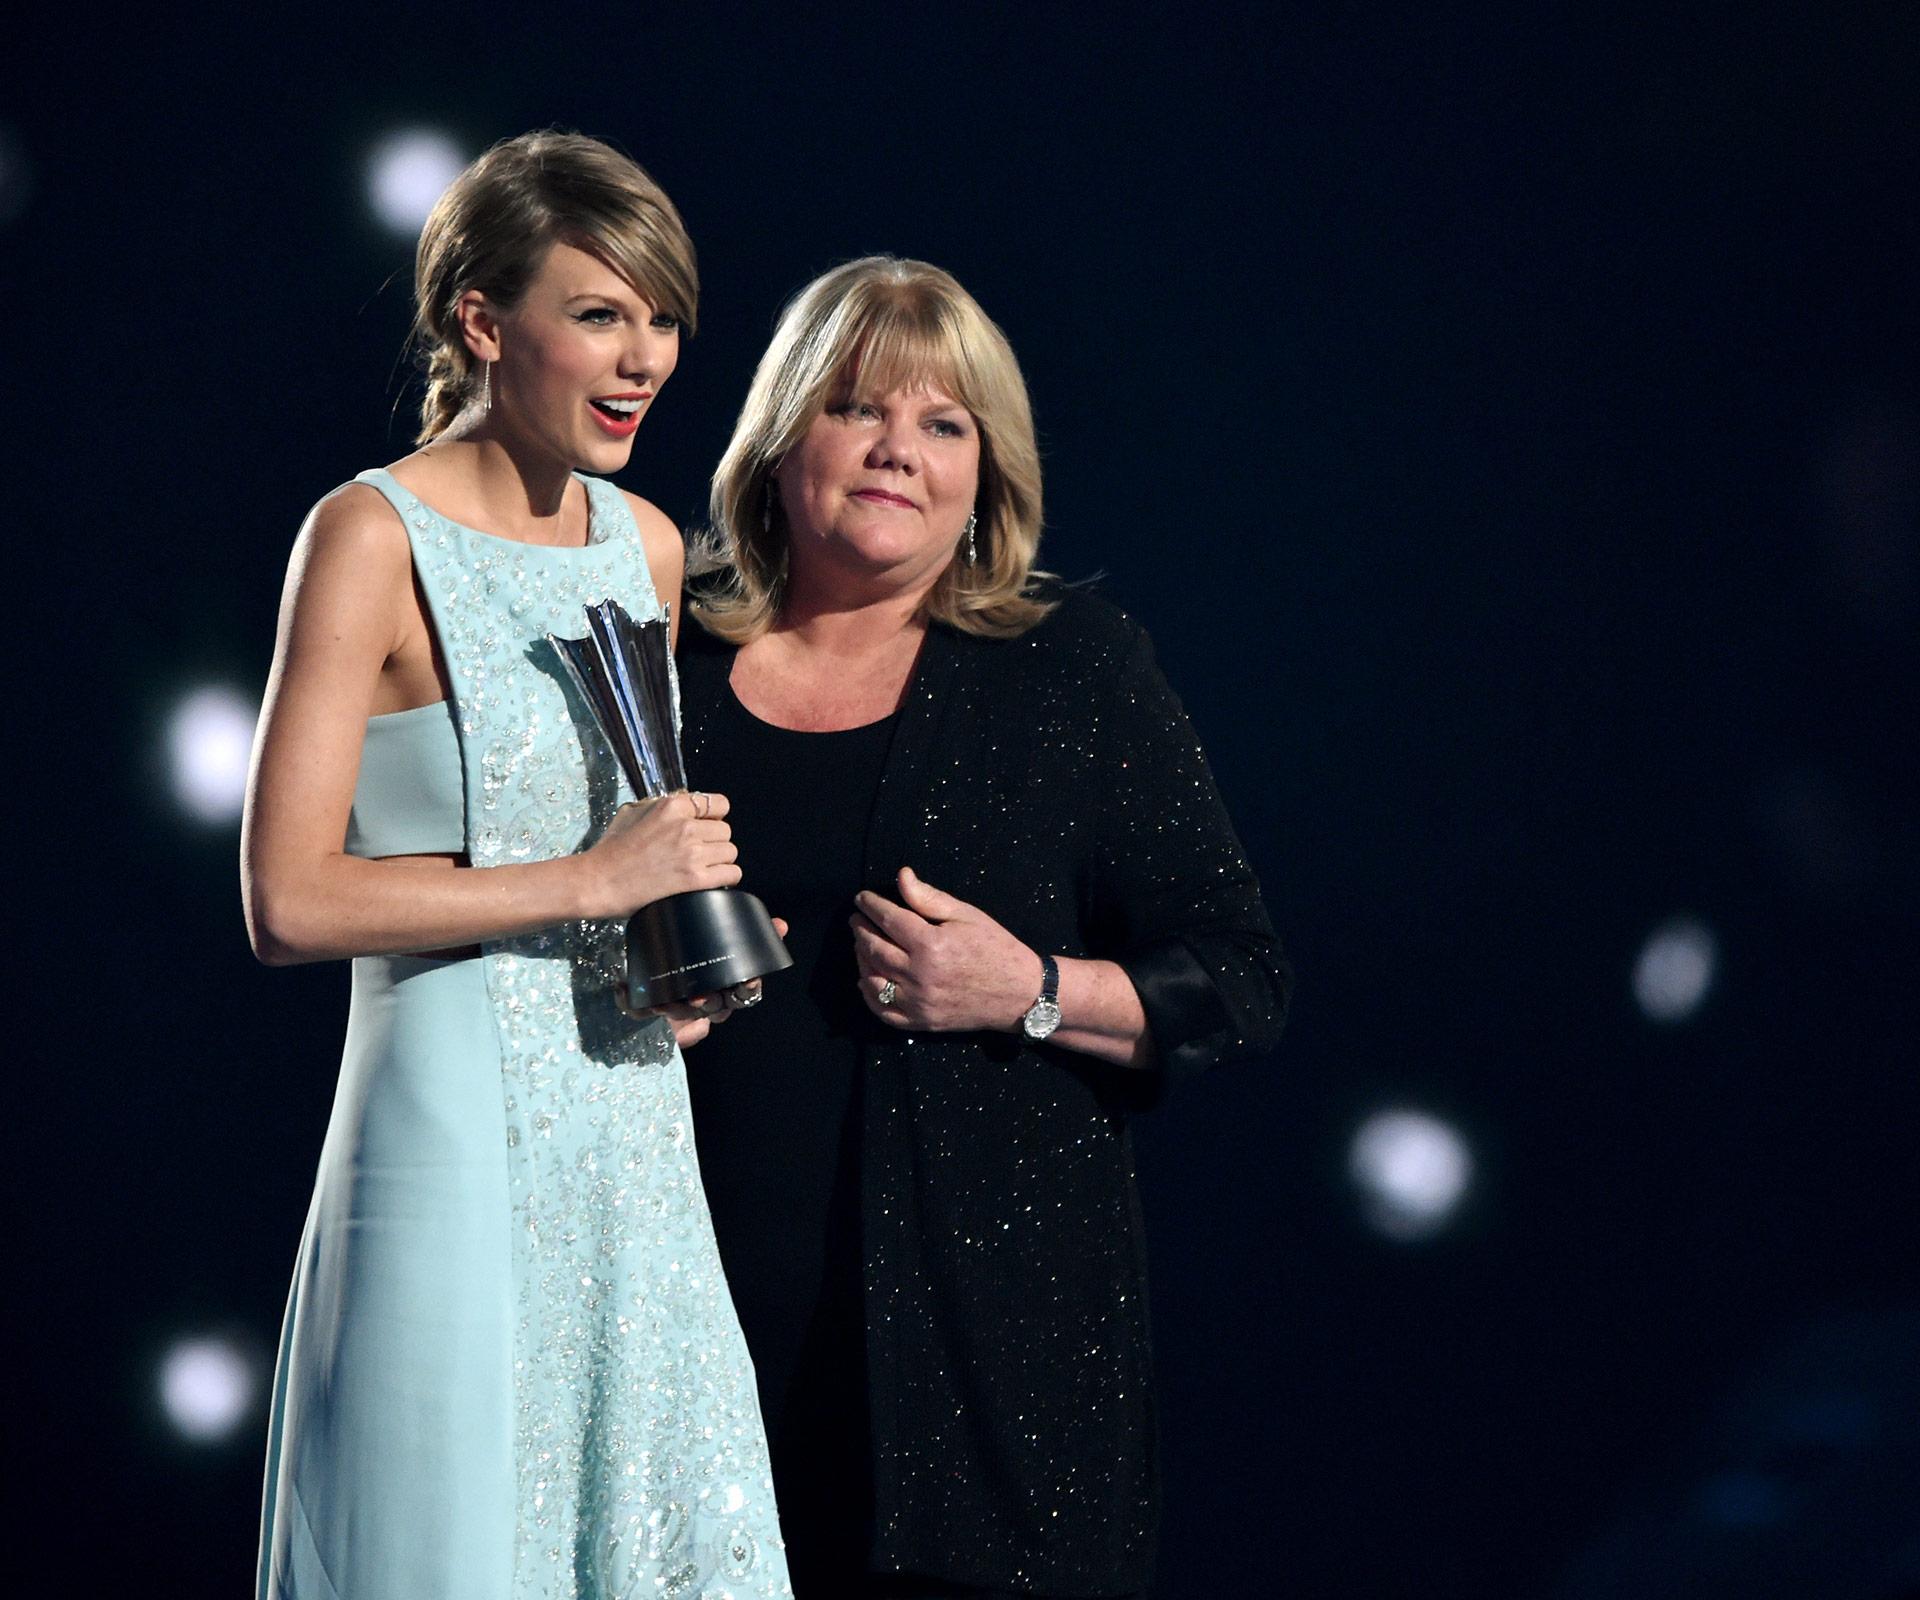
[550, 598, 792, 1007]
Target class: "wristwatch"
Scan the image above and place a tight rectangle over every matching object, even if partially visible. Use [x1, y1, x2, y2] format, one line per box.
[1021, 954, 1062, 1041]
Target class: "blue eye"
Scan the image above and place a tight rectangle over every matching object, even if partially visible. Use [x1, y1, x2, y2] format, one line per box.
[651, 314, 680, 332]
[574, 307, 617, 325]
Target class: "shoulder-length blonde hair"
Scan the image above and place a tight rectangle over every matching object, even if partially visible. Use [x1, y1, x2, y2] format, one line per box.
[411, 130, 698, 443]
[693, 256, 1053, 642]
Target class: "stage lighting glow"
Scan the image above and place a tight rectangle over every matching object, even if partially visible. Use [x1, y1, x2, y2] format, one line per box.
[158, 1336, 255, 1444]
[367, 128, 464, 235]
[1633, 916, 1717, 1024]
[167, 685, 257, 824]
[1350, 1110, 1472, 1240]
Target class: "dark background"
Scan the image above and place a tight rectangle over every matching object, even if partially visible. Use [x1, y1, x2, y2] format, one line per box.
[7, 4, 1917, 1596]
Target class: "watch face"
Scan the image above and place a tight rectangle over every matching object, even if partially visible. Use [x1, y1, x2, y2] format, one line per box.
[1023, 998, 1063, 1041]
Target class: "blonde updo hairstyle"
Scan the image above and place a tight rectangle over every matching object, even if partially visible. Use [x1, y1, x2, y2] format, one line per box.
[695, 255, 1053, 642]
[411, 130, 698, 444]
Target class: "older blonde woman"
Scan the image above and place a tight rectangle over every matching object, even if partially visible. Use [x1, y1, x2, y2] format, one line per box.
[674, 257, 1291, 1599]
[244, 133, 788, 1600]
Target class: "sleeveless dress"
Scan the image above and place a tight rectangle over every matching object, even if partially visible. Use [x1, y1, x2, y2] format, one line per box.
[257, 470, 790, 1600]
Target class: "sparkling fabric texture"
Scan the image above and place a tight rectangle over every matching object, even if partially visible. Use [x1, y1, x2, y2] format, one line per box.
[371, 469, 788, 1600]
[679, 587, 1290, 1597]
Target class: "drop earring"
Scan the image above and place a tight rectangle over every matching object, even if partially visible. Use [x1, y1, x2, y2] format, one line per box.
[964, 511, 978, 566]
[762, 480, 776, 534]
[480, 358, 493, 415]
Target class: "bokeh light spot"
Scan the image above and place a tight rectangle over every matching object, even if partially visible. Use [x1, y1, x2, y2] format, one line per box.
[1633, 915, 1718, 1024]
[367, 128, 465, 235]
[158, 1336, 256, 1444]
[1350, 1109, 1472, 1241]
[167, 685, 258, 824]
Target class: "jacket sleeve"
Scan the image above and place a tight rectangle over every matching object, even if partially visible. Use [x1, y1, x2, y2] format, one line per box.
[1086, 619, 1292, 1098]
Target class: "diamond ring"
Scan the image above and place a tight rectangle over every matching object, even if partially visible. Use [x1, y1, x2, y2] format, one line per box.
[876, 980, 898, 1007]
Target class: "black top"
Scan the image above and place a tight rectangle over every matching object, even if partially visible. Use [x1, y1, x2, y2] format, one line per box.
[679, 585, 1292, 1596]
[680, 678, 897, 1591]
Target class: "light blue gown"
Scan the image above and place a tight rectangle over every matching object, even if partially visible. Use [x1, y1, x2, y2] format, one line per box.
[258, 471, 790, 1600]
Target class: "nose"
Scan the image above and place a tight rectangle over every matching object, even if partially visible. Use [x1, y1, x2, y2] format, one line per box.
[866, 413, 921, 473]
[621, 322, 670, 384]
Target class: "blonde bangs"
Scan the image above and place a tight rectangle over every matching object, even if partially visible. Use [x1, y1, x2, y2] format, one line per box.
[839, 297, 977, 412]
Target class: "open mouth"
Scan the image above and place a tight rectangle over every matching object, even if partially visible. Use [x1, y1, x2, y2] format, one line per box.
[588, 396, 647, 436]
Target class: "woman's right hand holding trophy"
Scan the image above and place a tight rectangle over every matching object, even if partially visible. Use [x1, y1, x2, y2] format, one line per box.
[578, 788, 740, 920]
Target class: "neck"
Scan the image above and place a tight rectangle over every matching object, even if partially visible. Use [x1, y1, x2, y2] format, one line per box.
[426, 416, 576, 523]
[776, 553, 944, 658]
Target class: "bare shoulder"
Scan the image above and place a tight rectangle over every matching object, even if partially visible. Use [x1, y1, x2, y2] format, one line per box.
[619, 488, 685, 591]
[278, 482, 414, 641]
[298, 481, 413, 577]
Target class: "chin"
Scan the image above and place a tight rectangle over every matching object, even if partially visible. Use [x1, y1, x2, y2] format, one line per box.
[577, 434, 639, 475]
[833, 519, 928, 567]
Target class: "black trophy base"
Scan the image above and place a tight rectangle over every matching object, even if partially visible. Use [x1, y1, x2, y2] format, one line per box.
[625, 887, 793, 1007]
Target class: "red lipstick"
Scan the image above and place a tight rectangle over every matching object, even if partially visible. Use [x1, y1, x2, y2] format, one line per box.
[588, 392, 651, 438]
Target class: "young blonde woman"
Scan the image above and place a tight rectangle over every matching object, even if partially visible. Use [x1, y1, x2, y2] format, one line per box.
[676, 257, 1291, 1598]
[245, 132, 789, 1600]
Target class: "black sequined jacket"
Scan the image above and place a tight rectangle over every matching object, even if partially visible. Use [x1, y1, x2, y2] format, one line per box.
[681, 584, 1290, 1595]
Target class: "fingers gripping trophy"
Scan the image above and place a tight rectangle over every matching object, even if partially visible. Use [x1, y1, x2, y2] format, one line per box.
[551, 598, 791, 1006]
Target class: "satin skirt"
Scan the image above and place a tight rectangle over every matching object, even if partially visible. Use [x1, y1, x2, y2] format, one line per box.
[258, 954, 514, 1600]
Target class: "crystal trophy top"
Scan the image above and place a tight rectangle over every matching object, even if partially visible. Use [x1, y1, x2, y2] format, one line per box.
[548, 597, 686, 801]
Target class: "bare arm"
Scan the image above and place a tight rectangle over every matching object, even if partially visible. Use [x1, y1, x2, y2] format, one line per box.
[241, 487, 736, 965]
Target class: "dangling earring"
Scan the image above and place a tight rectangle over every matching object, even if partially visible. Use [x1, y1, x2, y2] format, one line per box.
[762, 480, 776, 535]
[480, 358, 493, 415]
[964, 511, 978, 566]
